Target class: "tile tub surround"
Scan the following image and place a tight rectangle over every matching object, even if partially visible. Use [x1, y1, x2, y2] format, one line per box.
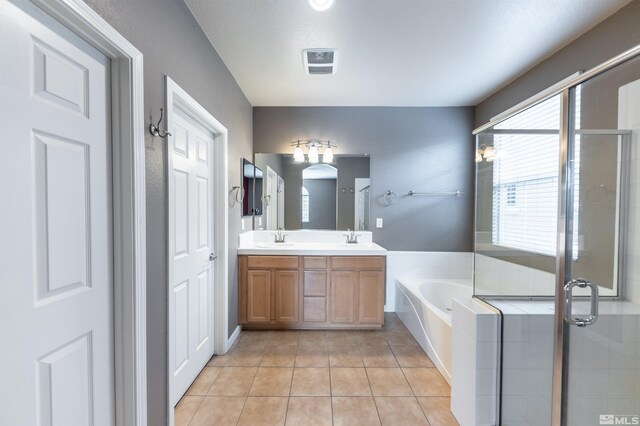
[238, 230, 387, 256]
[175, 313, 459, 426]
[385, 251, 473, 311]
[450, 298, 500, 426]
[474, 254, 618, 298]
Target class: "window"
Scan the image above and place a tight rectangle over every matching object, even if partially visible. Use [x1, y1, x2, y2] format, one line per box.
[301, 186, 309, 223]
[491, 90, 580, 257]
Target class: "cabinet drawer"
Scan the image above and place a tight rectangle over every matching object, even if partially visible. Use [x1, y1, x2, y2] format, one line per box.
[331, 256, 384, 270]
[304, 256, 327, 269]
[304, 271, 327, 297]
[247, 256, 299, 269]
[303, 297, 326, 322]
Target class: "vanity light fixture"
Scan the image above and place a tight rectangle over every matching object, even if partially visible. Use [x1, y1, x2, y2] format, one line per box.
[309, 0, 334, 11]
[293, 141, 305, 162]
[322, 142, 334, 163]
[308, 144, 319, 163]
[291, 139, 337, 164]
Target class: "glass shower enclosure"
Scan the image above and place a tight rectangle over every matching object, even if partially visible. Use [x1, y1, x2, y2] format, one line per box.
[473, 48, 640, 425]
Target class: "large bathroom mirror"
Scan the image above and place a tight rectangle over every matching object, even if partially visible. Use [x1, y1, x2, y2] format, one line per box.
[251, 153, 371, 230]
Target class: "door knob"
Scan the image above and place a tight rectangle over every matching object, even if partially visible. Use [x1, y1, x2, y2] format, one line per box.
[209, 253, 218, 261]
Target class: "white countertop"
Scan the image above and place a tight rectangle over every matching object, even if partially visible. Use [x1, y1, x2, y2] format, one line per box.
[238, 230, 387, 256]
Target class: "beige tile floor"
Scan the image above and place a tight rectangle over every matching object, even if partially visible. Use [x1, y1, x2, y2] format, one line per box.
[175, 313, 459, 426]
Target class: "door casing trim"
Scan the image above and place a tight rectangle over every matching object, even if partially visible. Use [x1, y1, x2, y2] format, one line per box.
[27, 0, 147, 424]
[165, 75, 229, 425]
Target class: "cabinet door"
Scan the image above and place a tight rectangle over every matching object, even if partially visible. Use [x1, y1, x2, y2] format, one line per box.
[358, 271, 384, 324]
[330, 271, 358, 324]
[275, 270, 299, 323]
[247, 270, 271, 323]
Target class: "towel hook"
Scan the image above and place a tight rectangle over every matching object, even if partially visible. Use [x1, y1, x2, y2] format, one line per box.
[231, 186, 245, 203]
[149, 108, 172, 138]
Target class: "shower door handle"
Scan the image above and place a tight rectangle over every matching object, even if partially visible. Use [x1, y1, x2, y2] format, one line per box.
[563, 278, 599, 327]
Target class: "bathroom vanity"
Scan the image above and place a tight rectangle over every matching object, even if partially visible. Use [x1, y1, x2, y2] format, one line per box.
[237, 231, 387, 329]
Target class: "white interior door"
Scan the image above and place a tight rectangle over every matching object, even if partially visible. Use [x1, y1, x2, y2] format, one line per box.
[277, 176, 285, 229]
[169, 109, 216, 406]
[265, 166, 279, 230]
[0, 1, 113, 425]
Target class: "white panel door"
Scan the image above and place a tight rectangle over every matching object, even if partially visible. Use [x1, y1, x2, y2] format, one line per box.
[170, 110, 215, 406]
[0, 1, 113, 425]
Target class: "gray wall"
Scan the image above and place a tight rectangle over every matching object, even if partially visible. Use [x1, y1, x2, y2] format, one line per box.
[253, 107, 475, 251]
[82, 0, 253, 424]
[255, 153, 285, 177]
[303, 179, 337, 229]
[475, 0, 640, 127]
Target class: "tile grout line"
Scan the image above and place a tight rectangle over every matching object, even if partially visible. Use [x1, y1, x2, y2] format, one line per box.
[282, 339, 299, 425]
[363, 367, 384, 425]
[183, 395, 205, 426]
[234, 331, 270, 426]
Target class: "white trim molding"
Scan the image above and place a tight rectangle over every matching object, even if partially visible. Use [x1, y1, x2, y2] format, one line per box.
[225, 325, 242, 352]
[28, 0, 147, 424]
[165, 76, 229, 424]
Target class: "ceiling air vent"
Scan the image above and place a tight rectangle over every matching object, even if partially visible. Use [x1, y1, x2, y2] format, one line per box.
[303, 49, 338, 75]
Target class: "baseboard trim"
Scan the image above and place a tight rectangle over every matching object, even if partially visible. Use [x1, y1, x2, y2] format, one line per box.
[224, 325, 241, 353]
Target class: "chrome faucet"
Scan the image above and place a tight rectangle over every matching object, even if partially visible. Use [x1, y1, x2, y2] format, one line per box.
[343, 228, 361, 244]
[273, 228, 287, 243]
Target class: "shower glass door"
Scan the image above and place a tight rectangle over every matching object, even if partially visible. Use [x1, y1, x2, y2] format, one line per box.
[561, 56, 640, 426]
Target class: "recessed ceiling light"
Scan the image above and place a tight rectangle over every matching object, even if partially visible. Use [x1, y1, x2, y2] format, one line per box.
[309, 0, 334, 12]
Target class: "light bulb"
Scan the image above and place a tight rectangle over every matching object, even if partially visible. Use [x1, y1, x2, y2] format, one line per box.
[293, 144, 305, 162]
[483, 146, 495, 161]
[322, 145, 334, 163]
[309, 0, 334, 11]
[476, 151, 483, 163]
[308, 144, 319, 163]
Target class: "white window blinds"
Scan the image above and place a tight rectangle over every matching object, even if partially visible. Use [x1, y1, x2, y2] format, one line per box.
[491, 91, 580, 257]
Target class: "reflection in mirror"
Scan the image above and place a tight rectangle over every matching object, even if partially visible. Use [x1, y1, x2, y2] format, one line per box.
[302, 164, 337, 229]
[241, 158, 263, 217]
[254, 153, 370, 230]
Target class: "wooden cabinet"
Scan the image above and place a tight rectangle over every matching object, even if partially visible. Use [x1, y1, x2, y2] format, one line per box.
[239, 254, 385, 329]
[331, 258, 385, 325]
[303, 257, 329, 324]
[330, 271, 357, 323]
[247, 270, 271, 323]
[358, 270, 385, 324]
[239, 256, 299, 325]
[274, 270, 299, 323]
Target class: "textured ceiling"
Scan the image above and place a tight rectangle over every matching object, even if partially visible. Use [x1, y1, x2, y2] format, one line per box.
[185, 0, 632, 106]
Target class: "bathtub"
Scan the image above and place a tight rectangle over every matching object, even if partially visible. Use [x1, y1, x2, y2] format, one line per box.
[395, 278, 472, 384]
